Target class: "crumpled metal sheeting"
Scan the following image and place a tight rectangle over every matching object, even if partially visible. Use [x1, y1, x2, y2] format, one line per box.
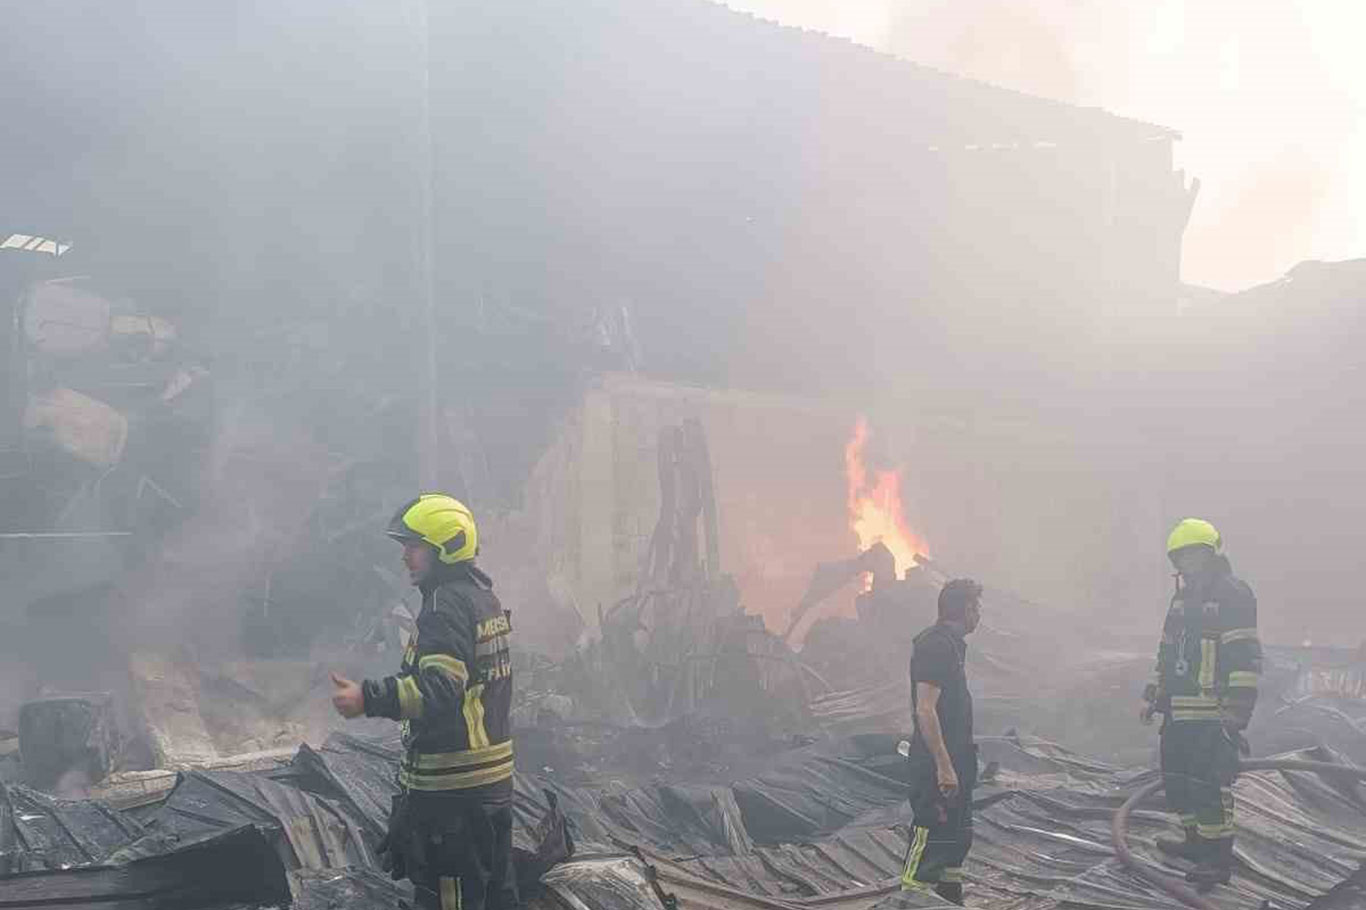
[542, 853, 672, 910]
[6, 727, 1362, 910]
[268, 738, 589, 876]
[867, 889, 958, 909]
[0, 823, 291, 910]
[561, 737, 1365, 910]
[669, 820, 908, 898]
[979, 735, 1124, 780]
[133, 769, 376, 871]
[0, 783, 145, 872]
[289, 866, 413, 910]
[1306, 860, 1366, 910]
[967, 764, 1365, 909]
[1258, 746, 1366, 822]
[603, 786, 730, 857]
[657, 783, 755, 857]
[514, 775, 749, 860]
[284, 732, 403, 839]
[518, 750, 907, 860]
[732, 755, 908, 844]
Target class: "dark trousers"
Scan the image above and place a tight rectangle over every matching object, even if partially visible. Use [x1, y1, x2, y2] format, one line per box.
[901, 753, 975, 903]
[1160, 721, 1238, 847]
[402, 796, 517, 910]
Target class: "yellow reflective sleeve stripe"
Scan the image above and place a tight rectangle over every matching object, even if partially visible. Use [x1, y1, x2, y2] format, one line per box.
[1227, 670, 1259, 688]
[941, 867, 964, 883]
[418, 653, 469, 683]
[1199, 639, 1216, 690]
[400, 760, 514, 791]
[407, 739, 513, 771]
[1221, 627, 1259, 644]
[440, 876, 462, 910]
[396, 676, 424, 720]
[900, 827, 929, 891]
[463, 684, 490, 749]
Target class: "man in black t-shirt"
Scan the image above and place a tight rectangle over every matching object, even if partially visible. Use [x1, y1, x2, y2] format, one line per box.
[900, 578, 982, 906]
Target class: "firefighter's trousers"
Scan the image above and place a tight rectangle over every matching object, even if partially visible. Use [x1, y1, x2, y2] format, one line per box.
[392, 794, 517, 910]
[901, 752, 975, 905]
[1160, 720, 1239, 848]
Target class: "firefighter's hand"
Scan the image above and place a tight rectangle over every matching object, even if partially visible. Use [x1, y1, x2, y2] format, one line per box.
[936, 763, 959, 802]
[1139, 701, 1157, 726]
[330, 673, 366, 719]
[1221, 706, 1252, 735]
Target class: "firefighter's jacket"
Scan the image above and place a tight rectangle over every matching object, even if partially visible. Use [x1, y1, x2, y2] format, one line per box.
[1152, 557, 1261, 725]
[364, 562, 513, 793]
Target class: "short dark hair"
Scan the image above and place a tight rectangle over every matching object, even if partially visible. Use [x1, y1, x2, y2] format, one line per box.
[938, 578, 983, 618]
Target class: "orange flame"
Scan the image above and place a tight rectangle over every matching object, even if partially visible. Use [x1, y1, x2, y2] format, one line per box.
[845, 417, 929, 580]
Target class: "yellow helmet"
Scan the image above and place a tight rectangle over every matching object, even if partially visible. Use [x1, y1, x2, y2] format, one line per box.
[386, 494, 479, 564]
[1166, 518, 1221, 555]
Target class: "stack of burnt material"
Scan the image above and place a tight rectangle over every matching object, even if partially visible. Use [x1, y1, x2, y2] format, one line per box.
[15, 694, 123, 798]
[584, 420, 810, 731]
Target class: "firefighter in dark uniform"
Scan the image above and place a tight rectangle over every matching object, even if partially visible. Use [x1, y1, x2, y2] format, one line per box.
[1141, 518, 1261, 890]
[332, 494, 516, 910]
[900, 578, 982, 906]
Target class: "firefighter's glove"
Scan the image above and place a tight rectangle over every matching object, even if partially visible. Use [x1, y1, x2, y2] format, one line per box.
[1220, 703, 1253, 733]
[1139, 684, 1161, 726]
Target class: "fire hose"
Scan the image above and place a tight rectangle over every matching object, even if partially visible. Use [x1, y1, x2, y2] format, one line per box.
[1110, 758, 1366, 910]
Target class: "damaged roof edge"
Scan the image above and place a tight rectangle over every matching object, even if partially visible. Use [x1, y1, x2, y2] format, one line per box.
[710, 0, 1180, 142]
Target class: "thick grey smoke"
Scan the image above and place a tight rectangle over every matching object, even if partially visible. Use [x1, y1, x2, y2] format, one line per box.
[731, 0, 1366, 290]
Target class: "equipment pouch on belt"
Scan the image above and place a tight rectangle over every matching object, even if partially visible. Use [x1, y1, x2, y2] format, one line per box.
[379, 792, 411, 880]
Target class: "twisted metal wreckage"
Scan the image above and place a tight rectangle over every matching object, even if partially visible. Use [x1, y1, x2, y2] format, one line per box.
[3, 722, 1365, 910]
[3, 419, 1366, 910]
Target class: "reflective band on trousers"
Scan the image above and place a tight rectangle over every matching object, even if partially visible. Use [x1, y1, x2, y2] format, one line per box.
[441, 876, 462, 910]
[900, 826, 930, 891]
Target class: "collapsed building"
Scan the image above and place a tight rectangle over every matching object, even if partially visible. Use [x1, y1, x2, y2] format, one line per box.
[0, 0, 1200, 738]
[3, 0, 1366, 907]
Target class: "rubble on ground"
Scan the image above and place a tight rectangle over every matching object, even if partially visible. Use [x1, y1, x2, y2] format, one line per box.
[3, 700, 1364, 910]
[5, 511, 1364, 909]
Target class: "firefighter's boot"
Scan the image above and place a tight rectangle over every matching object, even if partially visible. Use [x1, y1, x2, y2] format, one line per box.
[1186, 837, 1233, 890]
[933, 882, 963, 906]
[1155, 827, 1203, 862]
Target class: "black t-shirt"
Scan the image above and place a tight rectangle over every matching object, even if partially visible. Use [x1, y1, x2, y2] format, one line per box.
[908, 623, 974, 768]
